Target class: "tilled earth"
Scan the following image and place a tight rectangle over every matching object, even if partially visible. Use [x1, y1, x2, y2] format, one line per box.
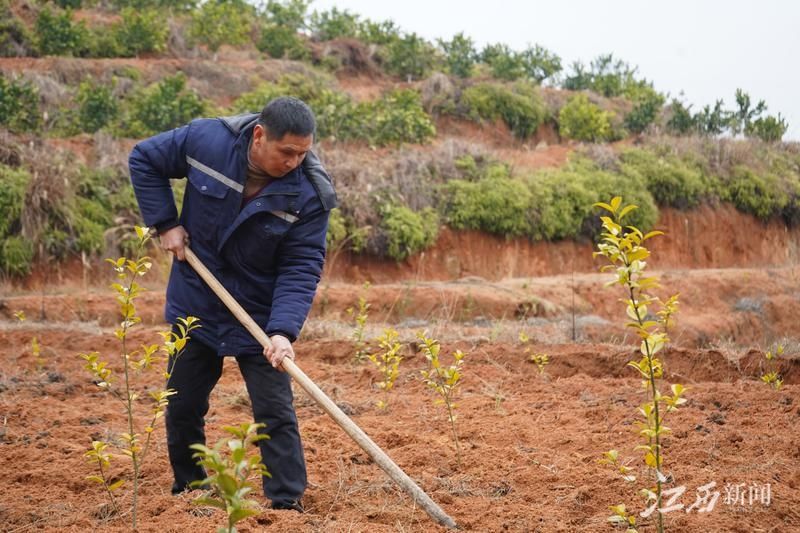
[1, 314, 799, 532]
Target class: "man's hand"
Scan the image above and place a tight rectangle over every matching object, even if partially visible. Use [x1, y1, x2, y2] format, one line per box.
[264, 334, 294, 371]
[159, 225, 189, 261]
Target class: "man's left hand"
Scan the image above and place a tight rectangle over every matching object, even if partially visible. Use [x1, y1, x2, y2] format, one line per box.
[264, 334, 294, 371]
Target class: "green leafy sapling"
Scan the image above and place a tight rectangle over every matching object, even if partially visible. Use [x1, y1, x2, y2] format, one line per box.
[79, 226, 200, 529]
[14, 310, 44, 371]
[519, 331, 549, 375]
[593, 197, 686, 533]
[418, 333, 467, 465]
[190, 422, 271, 533]
[347, 282, 371, 363]
[761, 344, 783, 390]
[368, 327, 403, 409]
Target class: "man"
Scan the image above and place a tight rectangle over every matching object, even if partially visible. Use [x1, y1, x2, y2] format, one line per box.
[129, 96, 336, 511]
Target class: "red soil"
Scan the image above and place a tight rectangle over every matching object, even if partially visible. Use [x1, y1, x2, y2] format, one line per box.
[1, 326, 798, 532]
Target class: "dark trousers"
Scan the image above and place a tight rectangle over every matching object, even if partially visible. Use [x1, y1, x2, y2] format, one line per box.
[165, 337, 307, 504]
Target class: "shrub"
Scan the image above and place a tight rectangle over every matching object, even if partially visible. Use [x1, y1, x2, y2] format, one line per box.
[624, 87, 665, 134]
[666, 99, 695, 135]
[114, 8, 168, 57]
[262, 0, 308, 30]
[380, 204, 438, 261]
[0, 235, 33, 276]
[618, 148, 708, 208]
[309, 7, 360, 40]
[528, 157, 658, 240]
[120, 73, 205, 137]
[0, 164, 29, 238]
[189, 0, 253, 56]
[480, 43, 525, 81]
[747, 114, 788, 143]
[518, 44, 562, 83]
[439, 32, 477, 78]
[721, 166, 788, 220]
[0, 74, 41, 132]
[443, 168, 533, 238]
[461, 81, 547, 139]
[562, 53, 654, 100]
[0, 1, 34, 56]
[76, 78, 118, 133]
[385, 33, 437, 81]
[357, 18, 399, 45]
[257, 24, 308, 59]
[35, 7, 89, 56]
[361, 89, 436, 146]
[558, 94, 613, 142]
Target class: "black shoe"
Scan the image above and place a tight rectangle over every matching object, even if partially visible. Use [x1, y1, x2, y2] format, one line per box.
[171, 480, 210, 495]
[271, 500, 304, 513]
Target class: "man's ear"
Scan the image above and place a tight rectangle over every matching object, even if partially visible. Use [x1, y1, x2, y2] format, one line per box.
[253, 123, 265, 141]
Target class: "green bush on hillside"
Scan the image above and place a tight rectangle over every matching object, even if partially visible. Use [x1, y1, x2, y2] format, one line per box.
[257, 24, 309, 59]
[624, 87, 665, 134]
[35, 7, 89, 56]
[0, 0, 35, 56]
[529, 157, 658, 240]
[361, 89, 436, 146]
[0, 74, 41, 132]
[119, 73, 206, 137]
[558, 94, 613, 142]
[0, 164, 31, 275]
[721, 166, 788, 220]
[439, 32, 477, 78]
[1, 235, 33, 276]
[443, 166, 533, 238]
[189, 0, 253, 55]
[76, 78, 119, 133]
[618, 148, 709, 208]
[380, 204, 439, 261]
[309, 7, 360, 40]
[385, 33, 437, 81]
[747, 115, 788, 143]
[461, 81, 547, 139]
[115, 8, 169, 57]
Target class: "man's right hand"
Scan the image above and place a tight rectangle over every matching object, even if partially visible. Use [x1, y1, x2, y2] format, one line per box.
[159, 225, 189, 261]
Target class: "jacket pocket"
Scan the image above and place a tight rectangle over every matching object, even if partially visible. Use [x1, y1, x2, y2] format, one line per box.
[185, 166, 237, 245]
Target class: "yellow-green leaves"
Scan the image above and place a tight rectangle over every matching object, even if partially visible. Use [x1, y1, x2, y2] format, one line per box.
[348, 283, 372, 363]
[190, 422, 270, 532]
[368, 328, 403, 409]
[520, 331, 550, 375]
[761, 344, 784, 390]
[594, 196, 685, 533]
[418, 333, 467, 465]
[79, 226, 200, 530]
[607, 503, 638, 532]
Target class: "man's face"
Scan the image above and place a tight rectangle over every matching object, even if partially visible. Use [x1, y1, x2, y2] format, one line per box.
[250, 124, 313, 178]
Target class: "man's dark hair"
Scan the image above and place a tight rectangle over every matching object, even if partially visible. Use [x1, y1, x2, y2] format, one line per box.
[259, 96, 316, 140]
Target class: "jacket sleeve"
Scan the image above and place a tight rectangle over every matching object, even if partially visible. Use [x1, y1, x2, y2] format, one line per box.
[265, 207, 329, 342]
[128, 125, 190, 230]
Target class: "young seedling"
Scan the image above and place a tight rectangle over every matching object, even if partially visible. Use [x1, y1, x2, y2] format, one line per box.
[13, 310, 43, 371]
[190, 422, 271, 533]
[347, 282, 371, 363]
[418, 333, 467, 466]
[761, 344, 784, 390]
[593, 197, 686, 533]
[368, 328, 403, 410]
[79, 226, 200, 529]
[598, 449, 637, 483]
[519, 331, 550, 376]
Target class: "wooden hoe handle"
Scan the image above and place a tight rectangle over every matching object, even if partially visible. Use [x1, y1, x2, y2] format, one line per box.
[183, 247, 458, 529]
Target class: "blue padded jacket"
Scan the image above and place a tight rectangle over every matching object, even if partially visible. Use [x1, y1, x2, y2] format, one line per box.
[129, 113, 336, 356]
